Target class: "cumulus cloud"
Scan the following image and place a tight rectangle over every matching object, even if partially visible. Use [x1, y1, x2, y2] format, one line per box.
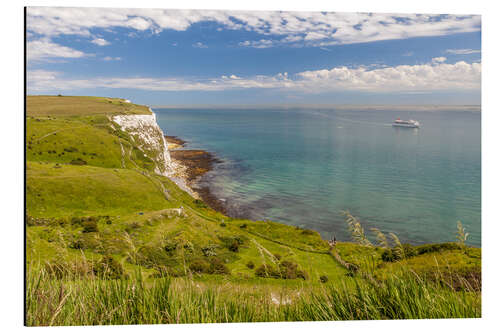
[27, 38, 89, 61]
[28, 60, 480, 94]
[91, 38, 110, 46]
[27, 7, 481, 47]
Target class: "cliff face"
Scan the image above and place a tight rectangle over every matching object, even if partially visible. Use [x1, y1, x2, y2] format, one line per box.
[112, 112, 172, 176]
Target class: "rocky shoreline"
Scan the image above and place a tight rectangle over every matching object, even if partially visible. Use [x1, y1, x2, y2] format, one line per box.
[165, 136, 227, 214]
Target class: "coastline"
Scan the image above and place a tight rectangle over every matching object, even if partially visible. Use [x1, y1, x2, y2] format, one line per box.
[165, 135, 227, 214]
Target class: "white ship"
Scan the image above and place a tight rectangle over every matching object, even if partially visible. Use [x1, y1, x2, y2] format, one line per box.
[392, 118, 420, 128]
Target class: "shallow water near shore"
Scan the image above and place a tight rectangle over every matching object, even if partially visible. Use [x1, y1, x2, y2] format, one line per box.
[155, 107, 481, 246]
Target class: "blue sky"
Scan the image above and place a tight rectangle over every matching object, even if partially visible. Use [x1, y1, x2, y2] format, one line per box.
[27, 8, 481, 106]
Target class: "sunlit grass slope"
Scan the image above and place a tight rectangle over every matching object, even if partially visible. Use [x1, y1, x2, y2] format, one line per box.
[25, 96, 481, 325]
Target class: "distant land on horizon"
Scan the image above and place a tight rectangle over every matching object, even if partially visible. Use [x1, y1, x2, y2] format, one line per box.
[150, 104, 481, 111]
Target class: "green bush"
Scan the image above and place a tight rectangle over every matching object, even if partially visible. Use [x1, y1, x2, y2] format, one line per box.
[124, 221, 142, 234]
[403, 244, 417, 258]
[255, 260, 307, 280]
[246, 261, 255, 269]
[381, 249, 395, 262]
[416, 242, 462, 255]
[201, 244, 218, 257]
[69, 239, 84, 250]
[82, 220, 98, 233]
[273, 253, 282, 261]
[319, 275, 329, 283]
[64, 147, 78, 153]
[208, 258, 230, 275]
[381, 244, 418, 262]
[219, 235, 246, 252]
[228, 240, 239, 252]
[164, 241, 177, 254]
[301, 229, 315, 235]
[189, 259, 210, 273]
[136, 246, 176, 268]
[193, 199, 208, 209]
[93, 256, 125, 279]
[71, 216, 83, 226]
[70, 158, 87, 165]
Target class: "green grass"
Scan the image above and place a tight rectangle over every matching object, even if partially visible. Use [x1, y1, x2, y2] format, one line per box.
[26, 262, 480, 326]
[26, 162, 173, 217]
[27, 95, 151, 116]
[25, 95, 482, 325]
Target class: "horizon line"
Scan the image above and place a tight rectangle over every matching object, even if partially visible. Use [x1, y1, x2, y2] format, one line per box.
[150, 104, 481, 111]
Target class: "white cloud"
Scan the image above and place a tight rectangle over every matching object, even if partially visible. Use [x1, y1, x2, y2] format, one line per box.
[192, 42, 208, 48]
[238, 39, 274, 48]
[27, 8, 481, 47]
[432, 57, 447, 63]
[27, 38, 89, 62]
[28, 60, 480, 93]
[445, 49, 481, 55]
[103, 56, 122, 61]
[91, 38, 110, 46]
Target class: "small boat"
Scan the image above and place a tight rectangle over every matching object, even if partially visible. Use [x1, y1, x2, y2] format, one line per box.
[392, 118, 420, 128]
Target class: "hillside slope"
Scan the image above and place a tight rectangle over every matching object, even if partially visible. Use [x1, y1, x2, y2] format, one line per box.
[25, 96, 481, 325]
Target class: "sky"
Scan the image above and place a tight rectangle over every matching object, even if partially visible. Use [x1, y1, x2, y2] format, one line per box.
[26, 7, 481, 106]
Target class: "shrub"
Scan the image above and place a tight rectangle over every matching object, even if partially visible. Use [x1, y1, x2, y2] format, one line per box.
[219, 235, 246, 252]
[201, 244, 218, 257]
[71, 216, 83, 226]
[255, 265, 275, 278]
[416, 242, 462, 255]
[69, 239, 84, 250]
[208, 257, 230, 275]
[382, 244, 419, 262]
[402, 243, 417, 258]
[82, 220, 98, 233]
[164, 241, 177, 254]
[193, 199, 208, 208]
[255, 261, 307, 280]
[381, 249, 397, 262]
[280, 261, 300, 279]
[189, 259, 210, 273]
[70, 158, 87, 165]
[296, 269, 308, 280]
[273, 253, 282, 261]
[182, 241, 194, 253]
[246, 261, 255, 269]
[319, 275, 329, 283]
[150, 266, 184, 278]
[228, 240, 239, 252]
[301, 229, 316, 235]
[220, 222, 226, 227]
[136, 246, 176, 268]
[93, 255, 125, 279]
[239, 224, 247, 229]
[124, 221, 142, 234]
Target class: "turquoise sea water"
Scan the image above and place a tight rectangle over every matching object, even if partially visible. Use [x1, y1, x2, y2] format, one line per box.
[155, 108, 481, 246]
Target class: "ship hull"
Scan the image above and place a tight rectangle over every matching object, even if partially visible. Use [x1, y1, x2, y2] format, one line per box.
[392, 123, 419, 128]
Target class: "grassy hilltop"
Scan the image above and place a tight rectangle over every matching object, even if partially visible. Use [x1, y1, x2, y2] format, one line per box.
[26, 96, 481, 325]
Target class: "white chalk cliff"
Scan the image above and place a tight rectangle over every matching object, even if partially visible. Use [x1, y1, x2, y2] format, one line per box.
[112, 111, 172, 176]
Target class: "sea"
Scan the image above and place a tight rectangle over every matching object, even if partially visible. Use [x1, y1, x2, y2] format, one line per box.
[154, 107, 481, 246]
